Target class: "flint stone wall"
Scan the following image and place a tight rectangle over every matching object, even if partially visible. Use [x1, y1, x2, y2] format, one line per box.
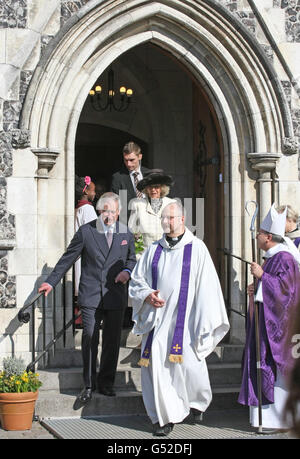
[0, 0, 299, 310]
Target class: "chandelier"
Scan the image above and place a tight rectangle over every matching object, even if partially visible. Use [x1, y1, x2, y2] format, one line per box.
[89, 68, 133, 112]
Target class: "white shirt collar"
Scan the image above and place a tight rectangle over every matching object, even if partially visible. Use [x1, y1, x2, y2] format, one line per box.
[96, 216, 115, 234]
[130, 167, 142, 177]
[263, 243, 290, 259]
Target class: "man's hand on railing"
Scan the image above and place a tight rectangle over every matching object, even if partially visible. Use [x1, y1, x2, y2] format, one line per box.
[38, 282, 53, 297]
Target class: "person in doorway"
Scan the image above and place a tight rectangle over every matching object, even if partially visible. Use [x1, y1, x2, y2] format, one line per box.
[277, 204, 300, 251]
[129, 201, 229, 436]
[38, 192, 136, 403]
[74, 176, 97, 327]
[111, 141, 150, 219]
[94, 177, 108, 207]
[238, 204, 300, 431]
[276, 204, 300, 267]
[75, 175, 97, 230]
[111, 141, 150, 327]
[128, 169, 176, 255]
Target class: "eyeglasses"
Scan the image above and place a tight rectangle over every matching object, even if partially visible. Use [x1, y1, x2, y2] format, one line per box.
[160, 215, 182, 221]
[256, 231, 268, 236]
[101, 210, 117, 215]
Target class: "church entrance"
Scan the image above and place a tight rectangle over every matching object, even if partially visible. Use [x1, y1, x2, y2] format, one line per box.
[75, 42, 224, 274]
[23, 0, 288, 342]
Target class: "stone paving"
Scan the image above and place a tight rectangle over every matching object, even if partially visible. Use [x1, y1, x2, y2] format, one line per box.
[0, 419, 56, 439]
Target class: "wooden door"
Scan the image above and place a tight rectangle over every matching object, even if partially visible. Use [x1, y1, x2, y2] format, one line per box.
[192, 83, 224, 278]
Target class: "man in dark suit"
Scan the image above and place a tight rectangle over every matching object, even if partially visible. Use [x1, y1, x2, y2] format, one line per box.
[111, 142, 150, 329]
[38, 192, 136, 402]
[111, 141, 150, 221]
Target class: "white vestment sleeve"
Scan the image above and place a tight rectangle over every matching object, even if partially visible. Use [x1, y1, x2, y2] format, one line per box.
[129, 247, 160, 335]
[192, 242, 230, 360]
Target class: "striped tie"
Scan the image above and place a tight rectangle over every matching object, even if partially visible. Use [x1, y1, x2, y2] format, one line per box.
[133, 172, 143, 198]
[106, 229, 113, 248]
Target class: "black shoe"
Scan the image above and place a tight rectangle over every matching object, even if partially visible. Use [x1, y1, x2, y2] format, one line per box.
[77, 387, 93, 403]
[258, 428, 286, 435]
[191, 408, 203, 423]
[153, 423, 174, 437]
[98, 386, 116, 397]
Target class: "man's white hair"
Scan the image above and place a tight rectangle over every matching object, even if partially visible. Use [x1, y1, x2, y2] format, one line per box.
[162, 199, 186, 217]
[95, 192, 122, 212]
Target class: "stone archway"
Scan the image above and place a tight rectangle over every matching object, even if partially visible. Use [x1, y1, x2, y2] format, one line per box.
[20, 0, 295, 341]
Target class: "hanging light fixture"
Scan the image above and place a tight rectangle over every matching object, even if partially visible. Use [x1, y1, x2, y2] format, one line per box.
[89, 68, 133, 112]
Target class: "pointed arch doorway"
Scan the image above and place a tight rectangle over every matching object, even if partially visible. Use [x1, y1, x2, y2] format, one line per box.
[75, 42, 224, 273]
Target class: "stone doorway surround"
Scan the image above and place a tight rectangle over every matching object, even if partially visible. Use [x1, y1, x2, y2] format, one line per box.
[17, 0, 299, 343]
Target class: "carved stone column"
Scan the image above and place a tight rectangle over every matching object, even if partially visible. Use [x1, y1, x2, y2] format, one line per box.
[247, 152, 281, 220]
[31, 148, 60, 277]
[32, 148, 60, 178]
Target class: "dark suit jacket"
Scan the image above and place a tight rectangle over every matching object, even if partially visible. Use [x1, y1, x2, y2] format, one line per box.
[111, 165, 151, 208]
[46, 220, 136, 309]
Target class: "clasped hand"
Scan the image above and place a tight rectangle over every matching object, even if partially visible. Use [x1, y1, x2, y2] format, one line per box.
[145, 290, 165, 308]
[114, 270, 130, 284]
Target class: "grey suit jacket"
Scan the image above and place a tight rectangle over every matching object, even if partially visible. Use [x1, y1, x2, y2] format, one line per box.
[46, 220, 136, 309]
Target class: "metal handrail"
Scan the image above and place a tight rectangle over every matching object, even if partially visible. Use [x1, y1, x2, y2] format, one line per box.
[17, 277, 78, 372]
[18, 292, 44, 323]
[218, 248, 249, 322]
[26, 311, 81, 373]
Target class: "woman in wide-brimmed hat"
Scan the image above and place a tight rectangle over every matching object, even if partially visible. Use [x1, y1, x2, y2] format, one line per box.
[128, 169, 176, 254]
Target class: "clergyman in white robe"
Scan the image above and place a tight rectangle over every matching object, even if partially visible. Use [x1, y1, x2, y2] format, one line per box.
[129, 227, 230, 427]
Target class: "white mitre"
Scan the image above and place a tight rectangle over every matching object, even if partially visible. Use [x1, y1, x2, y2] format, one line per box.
[260, 203, 287, 237]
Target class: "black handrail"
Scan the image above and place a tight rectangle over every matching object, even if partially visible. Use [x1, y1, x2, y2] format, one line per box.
[218, 248, 249, 323]
[18, 292, 43, 323]
[26, 311, 81, 373]
[17, 277, 78, 372]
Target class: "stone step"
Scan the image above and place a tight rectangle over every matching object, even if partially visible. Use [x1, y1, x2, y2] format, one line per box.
[35, 386, 243, 419]
[35, 390, 145, 419]
[39, 366, 142, 392]
[46, 340, 244, 369]
[73, 328, 141, 349]
[38, 361, 241, 393]
[46, 346, 142, 369]
[74, 330, 244, 362]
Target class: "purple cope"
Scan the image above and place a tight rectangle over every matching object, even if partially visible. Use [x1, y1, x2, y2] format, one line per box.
[238, 250, 300, 406]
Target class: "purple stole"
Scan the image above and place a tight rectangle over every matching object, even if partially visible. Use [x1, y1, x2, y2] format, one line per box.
[138, 242, 192, 367]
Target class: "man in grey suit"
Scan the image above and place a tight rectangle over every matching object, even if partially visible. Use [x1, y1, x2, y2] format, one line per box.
[39, 192, 136, 402]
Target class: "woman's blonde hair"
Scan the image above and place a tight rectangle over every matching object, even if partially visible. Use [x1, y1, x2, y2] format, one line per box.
[277, 205, 299, 222]
[144, 184, 170, 198]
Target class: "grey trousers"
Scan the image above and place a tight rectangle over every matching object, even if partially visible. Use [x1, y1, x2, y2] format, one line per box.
[80, 306, 125, 389]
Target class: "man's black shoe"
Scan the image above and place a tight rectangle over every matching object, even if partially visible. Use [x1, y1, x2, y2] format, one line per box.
[77, 387, 93, 403]
[191, 408, 203, 423]
[153, 422, 174, 436]
[258, 428, 288, 435]
[98, 386, 116, 397]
